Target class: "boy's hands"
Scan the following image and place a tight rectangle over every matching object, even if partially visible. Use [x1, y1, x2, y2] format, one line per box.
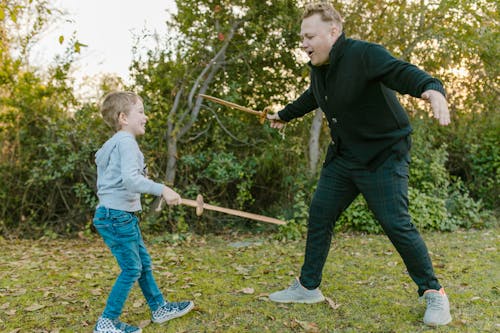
[162, 186, 182, 206]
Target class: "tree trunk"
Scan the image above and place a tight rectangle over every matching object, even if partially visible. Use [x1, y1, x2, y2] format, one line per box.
[308, 108, 323, 176]
[166, 135, 177, 186]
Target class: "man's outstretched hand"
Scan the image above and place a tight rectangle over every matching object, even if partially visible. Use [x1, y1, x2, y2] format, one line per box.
[421, 90, 451, 126]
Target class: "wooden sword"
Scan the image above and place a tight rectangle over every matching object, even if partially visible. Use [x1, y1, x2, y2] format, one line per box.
[157, 194, 286, 226]
[198, 94, 271, 124]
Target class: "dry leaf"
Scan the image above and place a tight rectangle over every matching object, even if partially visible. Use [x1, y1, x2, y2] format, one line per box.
[133, 299, 144, 308]
[325, 297, 341, 310]
[25, 303, 45, 312]
[240, 287, 255, 295]
[292, 319, 320, 333]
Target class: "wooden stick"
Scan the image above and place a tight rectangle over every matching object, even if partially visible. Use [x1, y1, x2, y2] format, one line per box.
[199, 94, 269, 124]
[157, 194, 286, 225]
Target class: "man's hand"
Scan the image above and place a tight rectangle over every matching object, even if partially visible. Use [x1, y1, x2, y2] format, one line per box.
[421, 90, 451, 126]
[162, 187, 182, 206]
[267, 112, 286, 129]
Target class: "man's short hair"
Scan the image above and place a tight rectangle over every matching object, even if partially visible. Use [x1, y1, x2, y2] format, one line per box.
[100, 91, 142, 131]
[302, 2, 344, 31]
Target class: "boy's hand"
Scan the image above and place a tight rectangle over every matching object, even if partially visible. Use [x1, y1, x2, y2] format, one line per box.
[162, 187, 182, 206]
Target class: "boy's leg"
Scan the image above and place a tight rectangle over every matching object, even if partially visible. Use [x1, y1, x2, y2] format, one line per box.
[93, 208, 143, 319]
[355, 153, 441, 294]
[136, 229, 165, 311]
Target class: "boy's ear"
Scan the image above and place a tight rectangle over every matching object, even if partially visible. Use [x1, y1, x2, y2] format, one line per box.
[118, 112, 128, 125]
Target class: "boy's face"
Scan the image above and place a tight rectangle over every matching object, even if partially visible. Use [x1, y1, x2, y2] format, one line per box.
[119, 100, 147, 136]
[300, 13, 339, 66]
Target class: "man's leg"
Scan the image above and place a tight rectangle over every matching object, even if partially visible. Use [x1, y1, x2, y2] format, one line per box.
[355, 153, 441, 294]
[300, 157, 359, 289]
[269, 157, 358, 303]
[355, 152, 451, 326]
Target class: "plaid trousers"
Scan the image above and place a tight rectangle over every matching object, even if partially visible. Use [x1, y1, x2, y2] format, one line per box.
[299, 152, 442, 296]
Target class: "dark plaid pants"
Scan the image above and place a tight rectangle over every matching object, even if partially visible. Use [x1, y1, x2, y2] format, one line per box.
[299, 152, 442, 296]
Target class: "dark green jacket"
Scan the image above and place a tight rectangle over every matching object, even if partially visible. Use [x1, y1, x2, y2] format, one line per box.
[278, 33, 445, 170]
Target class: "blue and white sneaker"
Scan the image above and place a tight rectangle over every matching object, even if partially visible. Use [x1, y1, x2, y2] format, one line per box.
[93, 317, 142, 333]
[151, 301, 194, 324]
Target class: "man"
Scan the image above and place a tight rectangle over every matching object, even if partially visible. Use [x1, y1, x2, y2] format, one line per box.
[267, 2, 451, 326]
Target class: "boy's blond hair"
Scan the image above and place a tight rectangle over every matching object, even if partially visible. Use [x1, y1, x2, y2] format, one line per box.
[302, 2, 344, 31]
[100, 91, 143, 131]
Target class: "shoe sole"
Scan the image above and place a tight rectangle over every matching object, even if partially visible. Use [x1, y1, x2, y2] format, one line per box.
[93, 329, 141, 333]
[152, 302, 195, 324]
[424, 316, 452, 326]
[269, 296, 325, 304]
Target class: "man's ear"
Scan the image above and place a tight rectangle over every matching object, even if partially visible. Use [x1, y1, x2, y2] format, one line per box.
[330, 24, 338, 37]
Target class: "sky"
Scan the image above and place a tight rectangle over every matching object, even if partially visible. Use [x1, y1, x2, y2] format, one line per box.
[31, 0, 177, 93]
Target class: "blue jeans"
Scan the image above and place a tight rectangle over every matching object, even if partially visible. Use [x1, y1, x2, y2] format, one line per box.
[93, 206, 165, 319]
[300, 152, 442, 296]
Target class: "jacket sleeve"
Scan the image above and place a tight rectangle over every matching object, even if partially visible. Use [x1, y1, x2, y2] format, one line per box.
[119, 137, 164, 196]
[362, 44, 446, 98]
[278, 86, 318, 122]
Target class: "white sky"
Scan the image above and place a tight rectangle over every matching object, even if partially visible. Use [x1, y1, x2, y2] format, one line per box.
[31, 0, 176, 92]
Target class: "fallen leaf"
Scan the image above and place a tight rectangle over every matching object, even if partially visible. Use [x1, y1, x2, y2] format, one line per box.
[25, 303, 45, 312]
[325, 297, 341, 310]
[240, 287, 255, 295]
[138, 320, 151, 328]
[292, 319, 319, 333]
[133, 299, 144, 308]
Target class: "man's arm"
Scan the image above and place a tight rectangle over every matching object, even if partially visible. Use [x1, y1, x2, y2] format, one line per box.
[268, 87, 318, 129]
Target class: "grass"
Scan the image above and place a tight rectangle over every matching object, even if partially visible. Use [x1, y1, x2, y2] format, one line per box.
[0, 226, 498, 332]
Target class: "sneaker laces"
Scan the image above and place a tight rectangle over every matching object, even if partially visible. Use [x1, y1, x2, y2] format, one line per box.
[153, 302, 185, 318]
[288, 278, 302, 291]
[424, 292, 445, 310]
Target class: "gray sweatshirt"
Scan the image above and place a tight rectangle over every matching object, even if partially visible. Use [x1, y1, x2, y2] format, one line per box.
[95, 131, 164, 212]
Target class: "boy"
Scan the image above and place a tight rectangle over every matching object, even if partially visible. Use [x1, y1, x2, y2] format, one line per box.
[93, 91, 194, 333]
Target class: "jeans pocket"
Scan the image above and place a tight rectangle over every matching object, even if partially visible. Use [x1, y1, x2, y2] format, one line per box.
[110, 211, 138, 242]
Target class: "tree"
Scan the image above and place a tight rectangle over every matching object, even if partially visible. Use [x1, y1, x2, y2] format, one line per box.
[131, 0, 306, 210]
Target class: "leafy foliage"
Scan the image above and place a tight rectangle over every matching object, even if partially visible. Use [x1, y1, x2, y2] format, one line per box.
[0, 0, 498, 237]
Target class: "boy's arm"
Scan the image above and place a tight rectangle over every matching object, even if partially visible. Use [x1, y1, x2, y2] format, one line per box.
[119, 137, 164, 196]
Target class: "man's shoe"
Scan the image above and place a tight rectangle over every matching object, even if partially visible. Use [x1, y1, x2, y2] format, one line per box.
[93, 317, 142, 333]
[269, 277, 325, 303]
[421, 288, 452, 326]
[151, 301, 194, 324]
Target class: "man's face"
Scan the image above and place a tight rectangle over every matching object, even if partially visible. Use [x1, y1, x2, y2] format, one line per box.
[300, 13, 339, 66]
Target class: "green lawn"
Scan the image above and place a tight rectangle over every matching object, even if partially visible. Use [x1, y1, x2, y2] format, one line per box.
[1, 226, 498, 332]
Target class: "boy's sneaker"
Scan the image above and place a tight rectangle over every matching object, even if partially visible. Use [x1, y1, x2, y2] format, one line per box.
[421, 288, 452, 326]
[269, 277, 325, 303]
[93, 317, 142, 333]
[151, 301, 194, 324]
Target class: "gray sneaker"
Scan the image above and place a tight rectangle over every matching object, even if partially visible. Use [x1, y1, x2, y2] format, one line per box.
[421, 288, 452, 326]
[269, 278, 325, 303]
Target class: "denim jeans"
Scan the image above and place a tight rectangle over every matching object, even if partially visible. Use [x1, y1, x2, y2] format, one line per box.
[93, 206, 165, 319]
[299, 152, 442, 296]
